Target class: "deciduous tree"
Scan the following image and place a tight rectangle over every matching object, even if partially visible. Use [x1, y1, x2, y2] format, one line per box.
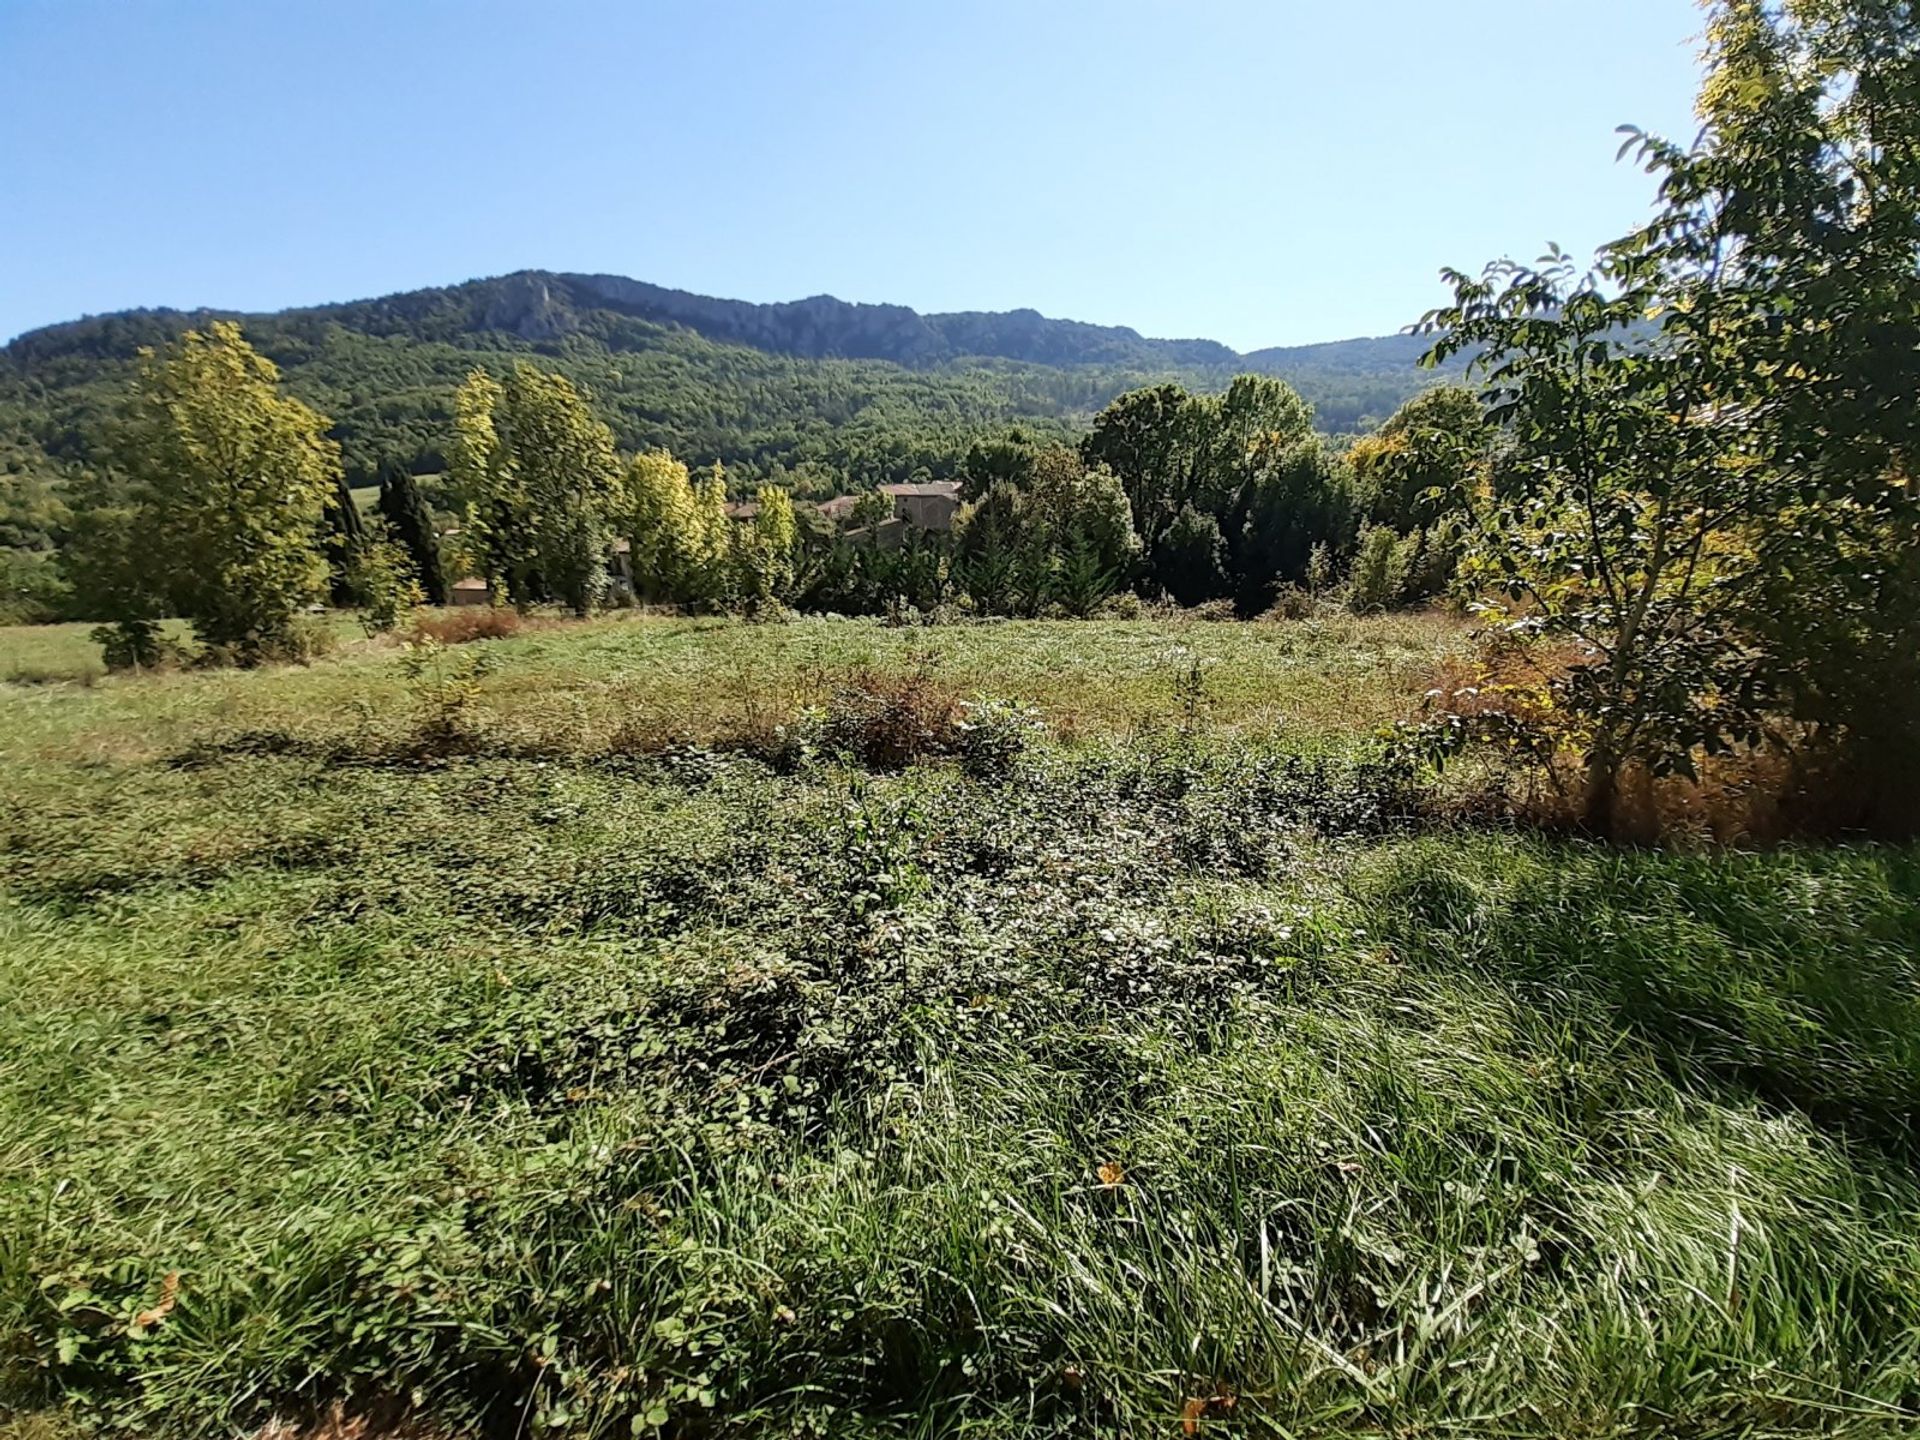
[1422, 0, 1920, 832]
[93, 321, 338, 665]
[1348, 385, 1487, 532]
[738, 484, 799, 611]
[625, 449, 701, 601]
[448, 364, 623, 614]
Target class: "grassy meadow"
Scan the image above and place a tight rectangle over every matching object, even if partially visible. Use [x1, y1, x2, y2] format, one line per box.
[2, 611, 1918, 1438]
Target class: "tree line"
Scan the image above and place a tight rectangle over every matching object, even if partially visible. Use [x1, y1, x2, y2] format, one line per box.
[794, 382, 1484, 621]
[51, 313, 1477, 665]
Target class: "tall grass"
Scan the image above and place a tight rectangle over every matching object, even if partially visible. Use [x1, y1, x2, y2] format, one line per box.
[1, 616, 1915, 1436]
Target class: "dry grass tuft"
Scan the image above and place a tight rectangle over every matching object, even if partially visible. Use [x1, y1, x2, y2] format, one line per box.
[815, 665, 967, 769]
[251, 1402, 455, 1440]
[601, 661, 971, 771]
[409, 607, 521, 645]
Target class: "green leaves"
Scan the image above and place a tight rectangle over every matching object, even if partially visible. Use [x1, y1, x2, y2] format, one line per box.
[85, 322, 341, 665]
[1413, 0, 1920, 831]
[448, 363, 623, 615]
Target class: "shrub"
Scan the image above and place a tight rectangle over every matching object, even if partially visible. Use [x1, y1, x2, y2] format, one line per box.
[409, 607, 521, 645]
[955, 697, 1046, 780]
[399, 639, 497, 754]
[1345, 524, 1408, 612]
[1259, 586, 1314, 622]
[1404, 637, 1920, 844]
[195, 615, 335, 669]
[1397, 526, 1457, 604]
[351, 540, 425, 636]
[90, 620, 182, 673]
[1305, 541, 1335, 596]
[818, 666, 966, 770]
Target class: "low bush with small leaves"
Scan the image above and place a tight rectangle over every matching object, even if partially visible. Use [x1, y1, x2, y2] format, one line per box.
[1258, 586, 1314, 622]
[396, 639, 498, 755]
[89, 621, 185, 673]
[192, 614, 336, 669]
[352, 541, 426, 637]
[953, 696, 1045, 779]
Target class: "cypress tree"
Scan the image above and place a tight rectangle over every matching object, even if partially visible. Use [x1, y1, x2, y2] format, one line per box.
[377, 460, 447, 604]
[322, 473, 367, 606]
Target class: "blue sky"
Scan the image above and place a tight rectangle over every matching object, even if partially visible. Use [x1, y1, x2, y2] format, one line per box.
[0, 0, 1705, 350]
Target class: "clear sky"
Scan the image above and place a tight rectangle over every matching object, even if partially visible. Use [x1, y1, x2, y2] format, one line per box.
[0, 0, 1706, 351]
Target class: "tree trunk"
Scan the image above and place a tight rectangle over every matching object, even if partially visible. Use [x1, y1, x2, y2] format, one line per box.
[1582, 745, 1618, 837]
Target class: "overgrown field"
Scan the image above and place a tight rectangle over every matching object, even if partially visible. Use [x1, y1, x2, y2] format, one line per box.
[3, 614, 1918, 1439]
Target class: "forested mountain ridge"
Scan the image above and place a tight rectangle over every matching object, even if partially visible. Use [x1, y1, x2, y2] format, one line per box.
[472, 271, 1248, 368]
[6, 269, 1429, 375]
[0, 272, 1444, 500]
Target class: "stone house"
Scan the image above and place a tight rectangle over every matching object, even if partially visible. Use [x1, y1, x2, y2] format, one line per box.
[879, 480, 961, 532]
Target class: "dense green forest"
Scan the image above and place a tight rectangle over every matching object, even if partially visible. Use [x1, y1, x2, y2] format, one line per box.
[0, 271, 1438, 496]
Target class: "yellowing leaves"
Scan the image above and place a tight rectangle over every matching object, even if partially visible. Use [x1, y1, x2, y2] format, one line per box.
[133, 1271, 180, 1330]
[1181, 1390, 1237, 1434]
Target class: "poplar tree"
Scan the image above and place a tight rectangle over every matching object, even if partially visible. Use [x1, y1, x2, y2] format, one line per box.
[625, 449, 701, 601]
[689, 463, 734, 607]
[446, 369, 521, 602]
[448, 364, 623, 614]
[739, 484, 798, 611]
[95, 321, 338, 665]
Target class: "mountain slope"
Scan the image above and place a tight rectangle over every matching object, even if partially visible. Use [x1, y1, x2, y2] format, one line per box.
[0, 271, 1445, 489]
[495, 272, 1245, 369]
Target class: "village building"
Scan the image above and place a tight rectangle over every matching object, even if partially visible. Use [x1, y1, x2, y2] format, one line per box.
[878, 480, 960, 532]
[813, 494, 859, 524]
[835, 480, 962, 549]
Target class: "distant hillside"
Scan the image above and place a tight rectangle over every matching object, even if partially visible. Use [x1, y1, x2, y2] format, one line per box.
[471, 272, 1249, 370]
[0, 271, 1448, 490]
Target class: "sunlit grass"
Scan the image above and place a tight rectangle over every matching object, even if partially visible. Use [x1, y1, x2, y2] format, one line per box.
[2, 610, 1915, 1437]
[0, 609, 1463, 767]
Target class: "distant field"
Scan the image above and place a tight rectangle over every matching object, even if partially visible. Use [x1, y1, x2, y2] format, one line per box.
[0, 616, 359, 687]
[0, 609, 1463, 765]
[3, 611, 1918, 1439]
